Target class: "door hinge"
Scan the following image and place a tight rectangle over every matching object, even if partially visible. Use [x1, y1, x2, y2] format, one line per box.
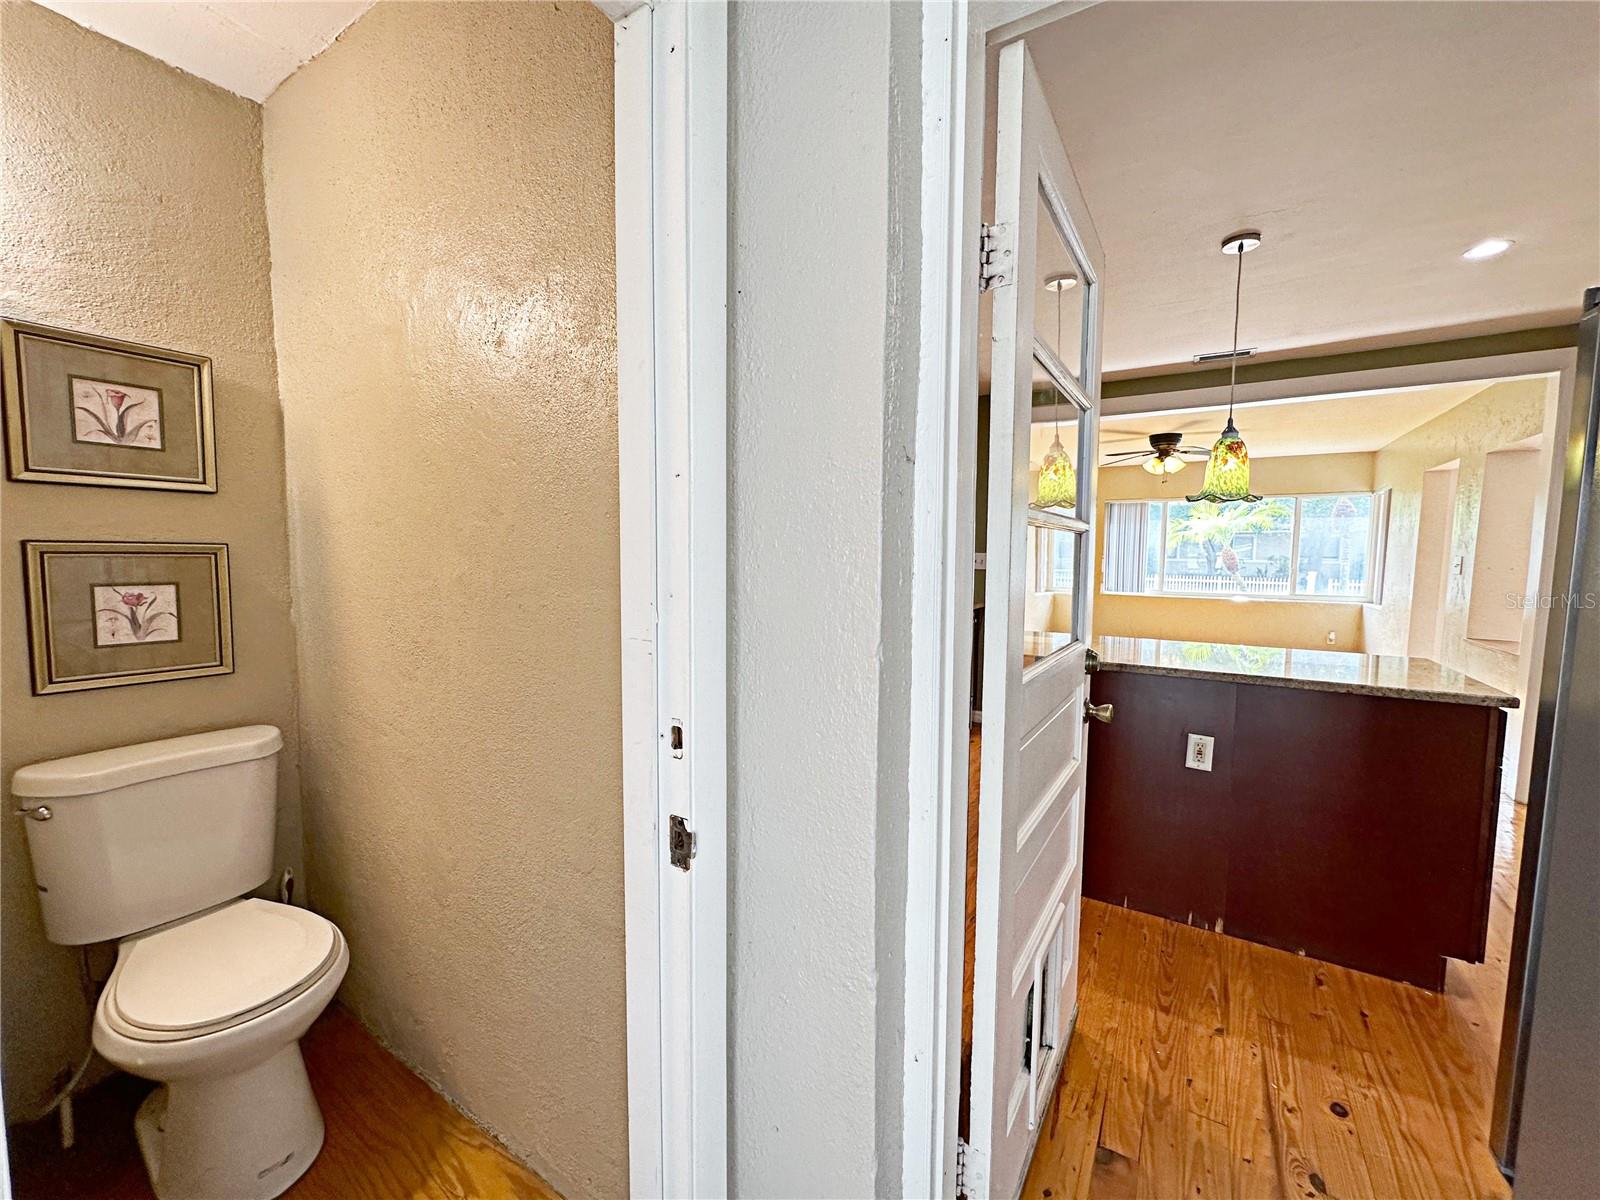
[668, 814, 696, 871]
[956, 1136, 986, 1198]
[979, 222, 1014, 292]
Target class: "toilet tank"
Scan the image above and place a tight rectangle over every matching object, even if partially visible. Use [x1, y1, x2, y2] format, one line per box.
[11, 726, 283, 945]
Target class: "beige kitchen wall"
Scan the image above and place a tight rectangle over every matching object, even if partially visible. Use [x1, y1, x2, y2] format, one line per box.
[1364, 377, 1554, 695]
[261, 3, 625, 1196]
[1094, 452, 1374, 650]
[0, 1, 303, 1118]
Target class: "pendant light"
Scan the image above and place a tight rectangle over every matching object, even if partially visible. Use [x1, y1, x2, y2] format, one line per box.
[1188, 230, 1262, 504]
[1036, 272, 1078, 509]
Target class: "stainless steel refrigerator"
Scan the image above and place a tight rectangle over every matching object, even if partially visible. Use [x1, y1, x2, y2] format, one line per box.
[1491, 285, 1600, 1194]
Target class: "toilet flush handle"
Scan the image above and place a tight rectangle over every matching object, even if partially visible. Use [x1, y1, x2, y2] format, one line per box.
[13, 804, 52, 821]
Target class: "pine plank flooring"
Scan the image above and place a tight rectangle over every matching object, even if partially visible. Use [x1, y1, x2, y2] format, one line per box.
[7, 1006, 560, 1200]
[1017, 756, 1522, 1200]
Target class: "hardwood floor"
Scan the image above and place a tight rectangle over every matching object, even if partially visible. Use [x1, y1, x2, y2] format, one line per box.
[7, 1006, 560, 1200]
[1019, 783, 1523, 1200]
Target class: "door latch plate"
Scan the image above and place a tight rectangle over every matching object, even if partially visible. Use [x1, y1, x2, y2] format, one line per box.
[668, 814, 696, 871]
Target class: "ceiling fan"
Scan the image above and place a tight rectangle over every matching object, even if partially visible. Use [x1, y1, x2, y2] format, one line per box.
[1103, 432, 1212, 476]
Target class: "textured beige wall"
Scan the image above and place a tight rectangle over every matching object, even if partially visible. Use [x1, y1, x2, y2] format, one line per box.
[1094, 453, 1374, 651]
[262, 4, 624, 1195]
[0, 1, 303, 1118]
[1365, 377, 1553, 694]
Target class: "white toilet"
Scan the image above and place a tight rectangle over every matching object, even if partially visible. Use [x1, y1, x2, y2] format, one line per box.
[13, 725, 348, 1200]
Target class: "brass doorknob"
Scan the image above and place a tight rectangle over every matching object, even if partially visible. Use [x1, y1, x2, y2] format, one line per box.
[1084, 702, 1114, 724]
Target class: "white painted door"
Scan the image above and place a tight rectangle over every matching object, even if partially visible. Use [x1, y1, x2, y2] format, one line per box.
[969, 37, 1104, 1200]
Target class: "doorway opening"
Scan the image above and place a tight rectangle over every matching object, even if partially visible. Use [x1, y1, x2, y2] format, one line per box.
[940, 3, 1594, 1198]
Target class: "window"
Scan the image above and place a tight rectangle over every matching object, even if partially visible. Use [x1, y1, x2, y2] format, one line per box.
[1103, 493, 1387, 602]
[1296, 494, 1373, 597]
[1164, 497, 1295, 595]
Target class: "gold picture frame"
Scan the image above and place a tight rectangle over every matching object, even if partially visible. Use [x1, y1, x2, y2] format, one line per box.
[2, 318, 217, 491]
[23, 541, 234, 694]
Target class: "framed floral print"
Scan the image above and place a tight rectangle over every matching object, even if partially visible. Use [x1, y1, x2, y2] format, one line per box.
[2, 318, 217, 491]
[23, 542, 234, 694]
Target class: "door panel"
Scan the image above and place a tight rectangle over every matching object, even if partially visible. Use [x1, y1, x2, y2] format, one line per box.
[1015, 685, 1082, 850]
[970, 36, 1104, 1200]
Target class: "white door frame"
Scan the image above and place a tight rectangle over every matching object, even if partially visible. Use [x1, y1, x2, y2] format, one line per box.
[607, 2, 729, 1196]
[901, 4, 1099, 1196]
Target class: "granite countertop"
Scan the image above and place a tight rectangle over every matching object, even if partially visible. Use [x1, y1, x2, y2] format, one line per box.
[1093, 636, 1519, 708]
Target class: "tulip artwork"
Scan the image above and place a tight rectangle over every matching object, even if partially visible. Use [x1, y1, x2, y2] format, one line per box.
[71, 378, 164, 449]
[93, 584, 180, 646]
[23, 542, 230, 694]
[4, 319, 213, 490]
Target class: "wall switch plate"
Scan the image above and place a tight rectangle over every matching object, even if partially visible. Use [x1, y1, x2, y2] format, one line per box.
[1185, 733, 1215, 772]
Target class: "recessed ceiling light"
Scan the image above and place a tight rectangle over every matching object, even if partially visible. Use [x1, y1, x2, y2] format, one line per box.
[1463, 238, 1513, 261]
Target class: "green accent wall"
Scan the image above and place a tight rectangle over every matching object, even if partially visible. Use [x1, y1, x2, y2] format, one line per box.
[1104, 325, 1578, 400]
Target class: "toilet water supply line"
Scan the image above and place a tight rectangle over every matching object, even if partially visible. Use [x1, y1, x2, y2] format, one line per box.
[28, 945, 101, 1149]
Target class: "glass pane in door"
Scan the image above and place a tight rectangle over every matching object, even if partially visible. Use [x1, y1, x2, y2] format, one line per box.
[1022, 526, 1080, 667]
[1030, 360, 1084, 519]
[1034, 188, 1087, 384]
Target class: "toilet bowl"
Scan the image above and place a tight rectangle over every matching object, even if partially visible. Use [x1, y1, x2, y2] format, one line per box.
[92, 899, 350, 1199]
[13, 726, 350, 1200]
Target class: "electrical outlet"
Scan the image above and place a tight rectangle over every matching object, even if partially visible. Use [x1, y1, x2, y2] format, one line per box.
[1185, 733, 1215, 772]
[1327, 630, 1337, 645]
[974, 552, 987, 570]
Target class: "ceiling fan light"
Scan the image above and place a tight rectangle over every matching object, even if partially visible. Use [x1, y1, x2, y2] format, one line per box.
[1141, 456, 1165, 476]
[1163, 456, 1187, 475]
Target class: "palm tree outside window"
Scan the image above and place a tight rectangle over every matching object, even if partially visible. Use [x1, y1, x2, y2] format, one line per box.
[1103, 492, 1389, 601]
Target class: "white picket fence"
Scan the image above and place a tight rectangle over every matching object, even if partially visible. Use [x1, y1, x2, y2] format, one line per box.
[1149, 572, 1366, 597]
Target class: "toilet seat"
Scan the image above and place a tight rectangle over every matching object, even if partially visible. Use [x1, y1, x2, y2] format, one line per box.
[103, 899, 343, 1043]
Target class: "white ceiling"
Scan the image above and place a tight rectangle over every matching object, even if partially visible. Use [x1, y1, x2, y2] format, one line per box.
[1084, 380, 1493, 463]
[1026, 1, 1600, 375]
[37, 1, 372, 101]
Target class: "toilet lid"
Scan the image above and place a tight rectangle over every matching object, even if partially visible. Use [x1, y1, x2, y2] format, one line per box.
[110, 899, 339, 1033]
